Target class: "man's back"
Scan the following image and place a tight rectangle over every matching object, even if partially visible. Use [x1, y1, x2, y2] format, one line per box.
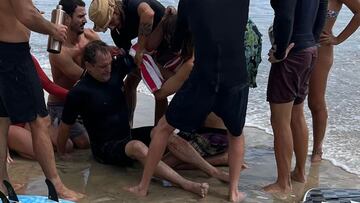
[176, 0, 250, 87]
[0, 0, 30, 42]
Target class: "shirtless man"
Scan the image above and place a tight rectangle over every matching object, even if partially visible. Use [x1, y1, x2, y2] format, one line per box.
[0, 0, 83, 201]
[48, 0, 100, 149]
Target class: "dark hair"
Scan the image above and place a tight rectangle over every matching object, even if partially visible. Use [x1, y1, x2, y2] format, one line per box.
[84, 40, 109, 64]
[59, 0, 85, 16]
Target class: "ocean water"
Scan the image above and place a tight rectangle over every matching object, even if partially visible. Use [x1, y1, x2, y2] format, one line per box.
[31, 0, 360, 176]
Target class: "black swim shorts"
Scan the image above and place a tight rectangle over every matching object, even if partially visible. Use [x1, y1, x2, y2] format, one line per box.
[94, 126, 153, 166]
[0, 42, 48, 124]
[166, 73, 249, 136]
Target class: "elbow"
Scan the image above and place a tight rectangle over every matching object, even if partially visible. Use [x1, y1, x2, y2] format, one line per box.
[143, 9, 155, 20]
[154, 91, 167, 100]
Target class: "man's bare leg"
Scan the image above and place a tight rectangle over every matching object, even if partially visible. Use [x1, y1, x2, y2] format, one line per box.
[164, 152, 228, 170]
[228, 132, 246, 202]
[29, 116, 84, 201]
[263, 102, 293, 195]
[0, 117, 10, 194]
[124, 140, 209, 197]
[291, 103, 308, 183]
[166, 134, 229, 182]
[125, 117, 175, 196]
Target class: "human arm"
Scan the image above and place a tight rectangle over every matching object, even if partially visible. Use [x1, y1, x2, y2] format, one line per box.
[313, 0, 328, 42]
[32, 55, 68, 100]
[321, 0, 360, 45]
[58, 91, 82, 156]
[171, 0, 189, 53]
[10, 0, 67, 42]
[49, 52, 84, 84]
[272, 0, 297, 60]
[146, 6, 177, 51]
[57, 122, 71, 156]
[135, 2, 155, 66]
[154, 56, 194, 100]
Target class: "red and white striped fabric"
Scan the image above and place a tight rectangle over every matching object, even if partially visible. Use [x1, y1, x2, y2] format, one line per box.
[130, 44, 164, 93]
[163, 55, 183, 72]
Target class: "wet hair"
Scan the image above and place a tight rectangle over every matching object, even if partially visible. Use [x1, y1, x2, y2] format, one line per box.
[84, 40, 110, 65]
[59, 0, 85, 16]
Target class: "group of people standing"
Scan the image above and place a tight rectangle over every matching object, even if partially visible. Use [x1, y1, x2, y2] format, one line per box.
[0, 0, 359, 202]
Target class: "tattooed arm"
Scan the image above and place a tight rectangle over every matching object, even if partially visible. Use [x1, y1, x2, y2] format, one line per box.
[135, 2, 155, 66]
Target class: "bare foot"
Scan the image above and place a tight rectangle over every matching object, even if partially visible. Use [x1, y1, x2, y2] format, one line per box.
[212, 169, 229, 182]
[291, 170, 305, 183]
[185, 182, 209, 198]
[241, 163, 249, 171]
[311, 150, 323, 163]
[12, 183, 25, 191]
[229, 191, 247, 202]
[123, 185, 148, 197]
[263, 182, 291, 194]
[54, 182, 85, 202]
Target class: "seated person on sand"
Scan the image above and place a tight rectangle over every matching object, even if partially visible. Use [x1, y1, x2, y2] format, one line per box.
[48, 0, 102, 151]
[57, 40, 215, 197]
[8, 55, 74, 160]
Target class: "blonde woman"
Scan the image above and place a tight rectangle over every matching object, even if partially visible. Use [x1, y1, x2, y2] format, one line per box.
[309, 0, 360, 162]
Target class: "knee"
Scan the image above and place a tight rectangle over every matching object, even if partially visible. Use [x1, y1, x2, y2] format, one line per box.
[308, 96, 326, 113]
[32, 116, 51, 131]
[125, 140, 147, 159]
[167, 135, 186, 150]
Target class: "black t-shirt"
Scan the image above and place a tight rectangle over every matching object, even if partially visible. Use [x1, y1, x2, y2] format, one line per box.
[173, 0, 250, 88]
[61, 57, 133, 157]
[271, 0, 327, 59]
[111, 0, 165, 51]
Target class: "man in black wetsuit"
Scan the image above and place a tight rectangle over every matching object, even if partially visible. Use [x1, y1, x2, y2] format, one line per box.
[56, 40, 210, 197]
[88, 0, 170, 125]
[264, 0, 328, 195]
[126, 0, 250, 202]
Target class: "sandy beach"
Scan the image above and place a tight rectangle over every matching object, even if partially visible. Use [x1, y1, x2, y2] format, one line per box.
[7, 93, 360, 203]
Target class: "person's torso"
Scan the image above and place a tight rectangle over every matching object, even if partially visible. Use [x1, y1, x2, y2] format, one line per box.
[0, 0, 31, 43]
[72, 66, 131, 146]
[289, 0, 321, 51]
[323, 0, 342, 34]
[270, 0, 320, 51]
[49, 30, 96, 103]
[181, 0, 249, 87]
[111, 0, 165, 51]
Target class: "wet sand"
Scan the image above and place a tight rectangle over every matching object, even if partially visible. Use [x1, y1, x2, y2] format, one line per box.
[8, 93, 360, 202]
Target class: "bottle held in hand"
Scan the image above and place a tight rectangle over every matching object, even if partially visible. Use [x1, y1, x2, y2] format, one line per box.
[47, 5, 65, 54]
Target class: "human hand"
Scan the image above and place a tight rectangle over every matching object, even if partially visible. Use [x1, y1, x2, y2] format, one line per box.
[320, 31, 339, 46]
[109, 46, 126, 57]
[135, 50, 144, 67]
[52, 24, 68, 43]
[7, 149, 13, 164]
[268, 43, 295, 64]
[164, 6, 177, 16]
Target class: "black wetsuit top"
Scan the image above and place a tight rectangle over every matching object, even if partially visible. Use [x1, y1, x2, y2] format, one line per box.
[271, 0, 328, 59]
[173, 0, 250, 88]
[61, 57, 133, 158]
[111, 0, 165, 51]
